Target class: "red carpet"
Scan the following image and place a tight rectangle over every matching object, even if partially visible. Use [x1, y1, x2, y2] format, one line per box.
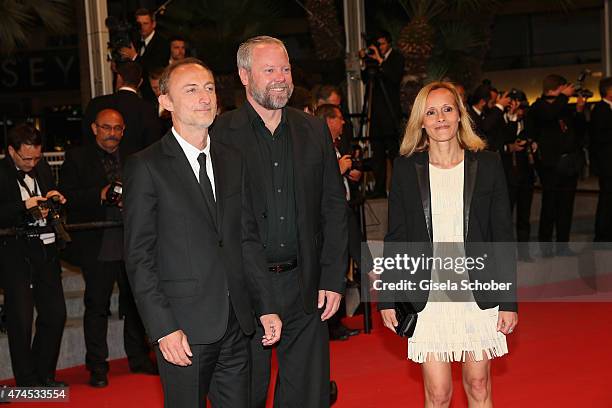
[3, 302, 612, 407]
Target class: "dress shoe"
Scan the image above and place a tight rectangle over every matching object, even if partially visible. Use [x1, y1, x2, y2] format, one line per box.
[89, 370, 108, 388]
[39, 377, 68, 387]
[129, 359, 159, 375]
[339, 324, 360, 337]
[329, 329, 349, 341]
[330, 380, 338, 405]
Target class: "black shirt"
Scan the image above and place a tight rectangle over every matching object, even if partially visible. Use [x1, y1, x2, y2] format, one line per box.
[245, 101, 298, 263]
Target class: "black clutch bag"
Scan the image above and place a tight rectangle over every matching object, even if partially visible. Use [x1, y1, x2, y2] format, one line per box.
[394, 302, 418, 337]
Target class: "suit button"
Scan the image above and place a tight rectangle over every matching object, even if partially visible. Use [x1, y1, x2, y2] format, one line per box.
[262, 212, 267, 219]
[218, 240, 224, 247]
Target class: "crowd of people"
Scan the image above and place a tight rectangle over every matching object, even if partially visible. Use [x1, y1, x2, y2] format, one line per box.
[0, 9, 611, 408]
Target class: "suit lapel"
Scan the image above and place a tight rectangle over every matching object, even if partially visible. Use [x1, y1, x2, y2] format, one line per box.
[210, 142, 224, 233]
[161, 133, 217, 230]
[288, 110, 308, 232]
[463, 151, 478, 241]
[414, 152, 433, 242]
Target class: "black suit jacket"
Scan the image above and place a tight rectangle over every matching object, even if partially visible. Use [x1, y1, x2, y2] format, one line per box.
[380, 150, 517, 313]
[123, 132, 276, 344]
[81, 89, 162, 156]
[59, 144, 121, 266]
[212, 105, 349, 313]
[481, 106, 508, 153]
[0, 157, 55, 245]
[589, 101, 612, 178]
[362, 48, 405, 136]
[137, 31, 170, 73]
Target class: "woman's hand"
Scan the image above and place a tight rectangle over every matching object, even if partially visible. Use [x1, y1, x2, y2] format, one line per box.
[497, 311, 518, 335]
[381, 309, 398, 333]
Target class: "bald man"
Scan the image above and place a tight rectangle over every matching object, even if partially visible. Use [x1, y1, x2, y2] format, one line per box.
[60, 109, 156, 388]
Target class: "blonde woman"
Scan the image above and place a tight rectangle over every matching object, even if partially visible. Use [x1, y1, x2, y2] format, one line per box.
[379, 82, 518, 407]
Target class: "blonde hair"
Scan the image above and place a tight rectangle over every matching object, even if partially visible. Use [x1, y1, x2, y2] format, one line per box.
[237, 36, 289, 72]
[399, 81, 486, 156]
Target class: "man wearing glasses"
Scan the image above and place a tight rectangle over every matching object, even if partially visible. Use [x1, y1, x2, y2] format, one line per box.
[0, 124, 68, 387]
[60, 109, 156, 387]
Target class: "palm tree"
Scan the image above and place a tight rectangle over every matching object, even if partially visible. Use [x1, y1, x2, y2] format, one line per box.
[0, 0, 73, 55]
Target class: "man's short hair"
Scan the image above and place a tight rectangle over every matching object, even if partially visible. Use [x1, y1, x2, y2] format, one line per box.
[288, 86, 314, 112]
[169, 35, 186, 44]
[543, 74, 567, 94]
[116, 61, 143, 87]
[470, 84, 491, 105]
[599, 76, 612, 98]
[7, 123, 42, 150]
[149, 67, 165, 81]
[135, 8, 154, 21]
[237, 36, 289, 72]
[313, 84, 341, 103]
[159, 57, 212, 95]
[374, 30, 392, 44]
[314, 103, 341, 120]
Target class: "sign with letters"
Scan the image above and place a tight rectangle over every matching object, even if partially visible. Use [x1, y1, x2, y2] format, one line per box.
[0, 49, 80, 92]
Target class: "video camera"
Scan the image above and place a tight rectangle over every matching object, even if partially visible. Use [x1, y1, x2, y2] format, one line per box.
[104, 181, 123, 207]
[26, 194, 71, 246]
[105, 16, 140, 63]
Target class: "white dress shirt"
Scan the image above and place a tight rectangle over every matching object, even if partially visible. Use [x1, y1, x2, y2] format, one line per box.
[17, 172, 55, 244]
[172, 127, 216, 200]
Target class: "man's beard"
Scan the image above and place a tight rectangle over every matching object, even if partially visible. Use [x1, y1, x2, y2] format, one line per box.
[249, 79, 294, 110]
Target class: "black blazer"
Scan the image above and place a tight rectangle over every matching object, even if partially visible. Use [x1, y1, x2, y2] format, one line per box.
[212, 105, 349, 313]
[589, 101, 612, 178]
[0, 157, 56, 245]
[59, 144, 121, 266]
[380, 150, 517, 313]
[123, 132, 276, 344]
[137, 31, 170, 73]
[81, 90, 162, 156]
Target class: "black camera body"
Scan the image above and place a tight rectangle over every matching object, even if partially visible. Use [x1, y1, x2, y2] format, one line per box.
[105, 16, 140, 63]
[573, 69, 594, 98]
[105, 181, 123, 207]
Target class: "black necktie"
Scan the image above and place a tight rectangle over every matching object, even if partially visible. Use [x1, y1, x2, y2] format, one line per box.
[197, 153, 217, 224]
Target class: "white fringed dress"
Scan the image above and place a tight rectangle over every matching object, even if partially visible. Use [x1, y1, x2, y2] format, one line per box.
[407, 161, 508, 363]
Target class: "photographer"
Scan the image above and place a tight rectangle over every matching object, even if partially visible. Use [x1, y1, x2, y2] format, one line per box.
[60, 109, 156, 387]
[0, 124, 67, 387]
[527, 74, 587, 255]
[359, 30, 405, 198]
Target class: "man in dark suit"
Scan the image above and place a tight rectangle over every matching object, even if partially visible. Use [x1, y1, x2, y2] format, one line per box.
[81, 61, 162, 156]
[590, 76, 612, 242]
[467, 83, 491, 140]
[119, 8, 170, 103]
[527, 75, 586, 255]
[0, 124, 67, 387]
[213, 36, 348, 408]
[123, 58, 282, 407]
[60, 109, 155, 388]
[360, 30, 405, 198]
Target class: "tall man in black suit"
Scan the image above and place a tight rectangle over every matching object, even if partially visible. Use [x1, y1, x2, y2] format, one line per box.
[81, 61, 161, 156]
[123, 58, 282, 407]
[590, 76, 612, 242]
[213, 36, 348, 408]
[60, 109, 155, 388]
[119, 8, 170, 103]
[0, 124, 67, 387]
[359, 30, 405, 198]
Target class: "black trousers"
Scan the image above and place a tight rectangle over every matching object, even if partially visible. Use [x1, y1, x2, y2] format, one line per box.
[538, 166, 578, 243]
[250, 267, 330, 408]
[508, 181, 534, 243]
[371, 133, 399, 195]
[595, 176, 612, 242]
[82, 260, 150, 372]
[155, 305, 249, 408]
[0, 238, 66, 386]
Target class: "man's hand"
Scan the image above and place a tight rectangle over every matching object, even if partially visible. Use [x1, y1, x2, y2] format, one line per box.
[380, 309, 398, 333]
[560, 83, 576, 97]
[338, 155, 352, 175]
[46, 190, 66, 204]
[348, 169, 362, 182]
[25, 196, 45, 210]
[119, 44, 138, 60]
[259, 314, 282, 346]
[508, 140, 526, 153]
[318, 290, 341, 321]
[497, 91, 511, 109]
[101, 184, 111, 202]
[158, 330, 193, 366]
